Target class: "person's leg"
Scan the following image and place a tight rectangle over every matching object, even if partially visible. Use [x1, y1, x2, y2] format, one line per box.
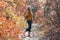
[25, 20, 29, 32]
[25, 20, 32, 37]
[28, 20, 32, 37]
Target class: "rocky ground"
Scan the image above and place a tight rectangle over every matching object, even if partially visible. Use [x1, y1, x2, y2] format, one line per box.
[19, 23, 41, 40]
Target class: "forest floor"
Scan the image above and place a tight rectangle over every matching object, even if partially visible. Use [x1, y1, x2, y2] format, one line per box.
[20, 23, 41, 40]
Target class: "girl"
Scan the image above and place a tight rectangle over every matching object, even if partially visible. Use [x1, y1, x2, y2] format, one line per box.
[25, 7, 33, 37]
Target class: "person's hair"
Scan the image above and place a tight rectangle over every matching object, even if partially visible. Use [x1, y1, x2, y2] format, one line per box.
[27, 7, 31, 14]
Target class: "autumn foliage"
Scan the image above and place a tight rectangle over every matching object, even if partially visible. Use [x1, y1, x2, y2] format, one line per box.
[0, 0, 27, 40]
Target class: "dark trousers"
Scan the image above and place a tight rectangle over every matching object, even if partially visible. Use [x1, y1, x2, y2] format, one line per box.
[26, 20, 32, 32]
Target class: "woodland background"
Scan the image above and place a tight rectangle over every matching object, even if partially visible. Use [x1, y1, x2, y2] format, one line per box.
[0, 0, 60, 40]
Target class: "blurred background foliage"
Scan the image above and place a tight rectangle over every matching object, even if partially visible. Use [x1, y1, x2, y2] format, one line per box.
[0, 0, 60, 40]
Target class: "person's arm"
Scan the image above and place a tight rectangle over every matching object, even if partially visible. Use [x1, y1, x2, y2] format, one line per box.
[24, 11, 29, 20]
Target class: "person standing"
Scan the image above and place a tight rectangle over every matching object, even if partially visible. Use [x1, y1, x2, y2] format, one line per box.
[25, 7, 33, 37]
